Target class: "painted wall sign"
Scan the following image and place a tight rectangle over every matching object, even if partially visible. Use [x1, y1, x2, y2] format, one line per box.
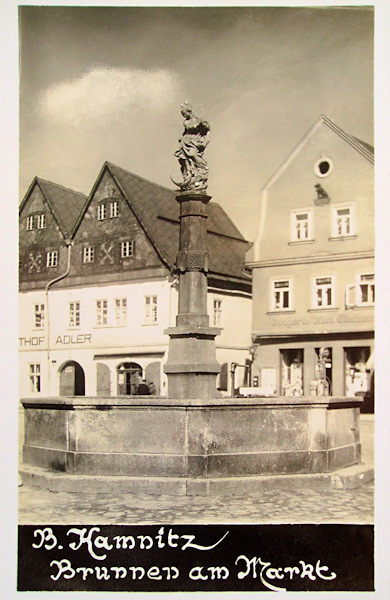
[19, 336, 45, 347]
[55, 334, 92, 345]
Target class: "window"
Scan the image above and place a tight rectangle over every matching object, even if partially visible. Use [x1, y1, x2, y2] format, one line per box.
[97, 203, 106, 221]
[332, 205, 355, 238]
[26, 215, 35, 230]
[359, 273, 375, 304]
[96, 300, 108, 326]
[29, 363, 41, 393]
[145, 295, 158, 324]
[115, 298, 127, 326]
[69, 301, 80, 328]
[313, 276, 334, 308]
[110, 201, 119, 218]
[346, 273, 375, 307]
[37, 214, 46, 229]
[213, 299, 222, 326]
[83, 246, 94, 263]
[34, 304, 45, 328]
[271, 280, 291, 311]
[291, 210, 312, 242]
[121, 240, 134, 258]
[46, 250, 58, 268]
[314, 157, 333, 178]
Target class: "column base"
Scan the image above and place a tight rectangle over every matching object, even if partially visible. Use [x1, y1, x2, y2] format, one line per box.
[164, 325, 221, 399]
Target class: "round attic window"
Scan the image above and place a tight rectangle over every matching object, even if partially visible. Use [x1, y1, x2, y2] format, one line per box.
[314, 157, 333, 178]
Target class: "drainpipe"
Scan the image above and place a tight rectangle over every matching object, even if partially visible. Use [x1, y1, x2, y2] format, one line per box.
[45, 240, 73, 395]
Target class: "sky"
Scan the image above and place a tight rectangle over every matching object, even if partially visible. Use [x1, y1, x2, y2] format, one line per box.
[18, 4, 374, 240]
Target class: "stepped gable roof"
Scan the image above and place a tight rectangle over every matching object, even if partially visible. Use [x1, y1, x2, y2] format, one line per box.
[20, 177, 88, 239]
[105, 162, 250, 281]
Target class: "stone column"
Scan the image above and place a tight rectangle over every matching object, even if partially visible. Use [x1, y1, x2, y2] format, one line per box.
[164, 192, 221, 399]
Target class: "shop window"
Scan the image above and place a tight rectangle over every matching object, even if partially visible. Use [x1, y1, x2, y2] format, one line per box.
[26, 215, 35, 230]
[83, 245, 94, 263]
[69, 301, 80, 328]
[313, 276, 334, 308]
[291, 210, 312, 242]
[36, 214, 46, 229]
[344, 347, 371, 397]
[213, 299, 222, 326]
[331, 204, 355, 238]
[280, 349, 303, 396]
[346, 273, 375, 307]
[29, 363, 41, 393]
[96, 299, 108, 326]
[46, 250, 58, 268]
[115, 298, 127, 326]
[314, 347, 332, 395]
[271, 280, 292, 311]
[145, 295, 158, 324]
[34, 303, 45, 329]
[121, 240, 134, 258]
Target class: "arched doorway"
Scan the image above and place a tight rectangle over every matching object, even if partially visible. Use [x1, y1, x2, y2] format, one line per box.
[59, 361, 85, 396]
[117, 362, 142, 395]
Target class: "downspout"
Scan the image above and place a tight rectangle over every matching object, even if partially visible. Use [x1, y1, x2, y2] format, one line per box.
[45, 240, 73, 395]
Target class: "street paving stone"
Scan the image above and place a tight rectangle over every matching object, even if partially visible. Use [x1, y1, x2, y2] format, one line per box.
[18, 416, 374, 525]
[18, 481, 374, 525]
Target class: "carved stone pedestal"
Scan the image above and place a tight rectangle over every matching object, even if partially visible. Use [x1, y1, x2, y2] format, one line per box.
[164, 192, 221, 399]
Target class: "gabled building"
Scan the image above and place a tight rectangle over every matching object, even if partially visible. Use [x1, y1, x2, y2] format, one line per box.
[19, 162, 252, 398]
[246, 115, 374, 408]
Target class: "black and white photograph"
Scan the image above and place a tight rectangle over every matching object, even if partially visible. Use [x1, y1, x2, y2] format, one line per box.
[2, 0, 389, 596]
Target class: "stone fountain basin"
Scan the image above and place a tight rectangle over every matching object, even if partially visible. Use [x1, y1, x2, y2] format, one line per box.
[21, 396, 362, 484]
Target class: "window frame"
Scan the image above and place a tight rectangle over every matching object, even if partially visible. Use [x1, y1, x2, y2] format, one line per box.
[290, 209, 313, 242]
[46, 250, 58, 268]
[331, 203, 356, 238]
[36, 214, 46, 229]
[121, 240, 134, 258]
[96, 299, 108, 327]
[213, 298, 222, 327]
[312, 275, 335, 309]
[83, 245, 94, 263]
[144, 295, 158, 325]
[97, 203, 107, 221]
[34, 303, 45, 329]
[110, 200, 119, 218]
[270, 279, 293, 312]
[29, 363, 41, 393]
[115, 297, 127, 326]
[26, 215, 35, 231]
[69, 301, 81, 328]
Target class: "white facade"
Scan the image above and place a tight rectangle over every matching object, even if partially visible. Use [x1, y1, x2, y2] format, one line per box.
[19, 278, 252, 398]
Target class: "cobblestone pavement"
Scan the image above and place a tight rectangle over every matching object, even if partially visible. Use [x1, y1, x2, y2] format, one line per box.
[18, 416, 374, 525]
